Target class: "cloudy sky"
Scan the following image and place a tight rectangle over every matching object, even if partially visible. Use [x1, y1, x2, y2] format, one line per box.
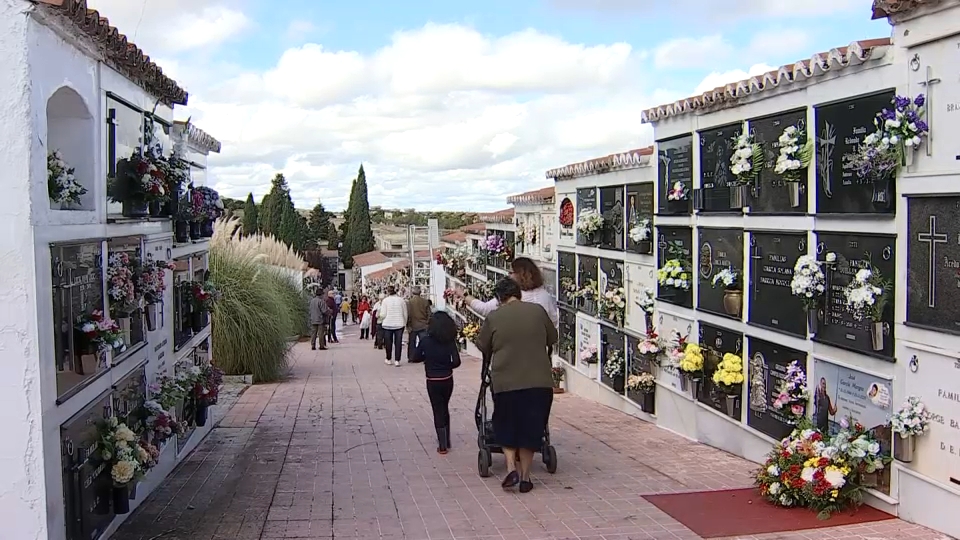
[87, 0, 888, 211]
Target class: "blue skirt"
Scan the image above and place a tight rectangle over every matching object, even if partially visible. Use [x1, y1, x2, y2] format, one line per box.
[492, 387, 553, 450]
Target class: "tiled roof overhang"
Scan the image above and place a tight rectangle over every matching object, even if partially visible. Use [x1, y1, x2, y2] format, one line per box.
[872, 0, 943, 18]
[173, 121, 222, 153]
[545, 146, 654, 180]
[506, 186, 555, 205]
[640, 39, 891, 124]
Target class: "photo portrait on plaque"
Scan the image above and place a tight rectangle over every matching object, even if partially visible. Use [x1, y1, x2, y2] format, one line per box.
[657, 134, 693, 215]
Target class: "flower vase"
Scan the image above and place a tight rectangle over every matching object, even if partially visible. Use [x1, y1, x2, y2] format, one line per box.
[637, 240, 652, 254]
[145, 303, 158, 332]
[903, 147, 915, 168]
[806, 308, 819, 335]
[871, 174, 892, 210]
[613, 375, 625, 394]
[148, 201, 163, 217]
[189, 221, 202, 240]
[113, 484, 131, 514]
[164, 194, 179, 218]
[724, 394, 739, 418]
[641, 391, 655, 414]
[195, 402, 209, 426]
[200, 219, 214, 238]
[117, 316, 132, 348]
[894, 433, 916, 463]
[679, 373, 690, 391]
[729, 184, 749, 209]
[128, 481, 139, 500]
[667, 198, 687, 214]
[722, 289, 742, 317]
[644, 312, 654, 333]
[175, 220, 190, 243]
[121, 200, 149, 218]
[787, 181, 802, 208]
[190, 311, 203, 333]
[870, 321, 884, 351]
[50, 199, 63, 211]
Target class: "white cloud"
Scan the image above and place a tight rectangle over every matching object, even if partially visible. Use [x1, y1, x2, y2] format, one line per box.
[547, 0, 863, 19]
[653, 35, 733, 69]
[693, 63, 777, 94]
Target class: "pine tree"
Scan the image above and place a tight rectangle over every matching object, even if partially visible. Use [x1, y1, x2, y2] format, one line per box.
[260, 173, 290, 237]
[308, 201, 331, 245]
[344, 164, 375, 267]
[242, 192, 259, 236]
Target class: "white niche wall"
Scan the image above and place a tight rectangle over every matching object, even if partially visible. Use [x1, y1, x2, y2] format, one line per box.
[46, 86, 95, 213]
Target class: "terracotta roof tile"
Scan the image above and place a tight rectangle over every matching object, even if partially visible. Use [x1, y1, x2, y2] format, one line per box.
[367, 266, 399, 281]
[441, 231, 468, 243]
[641, 39, 891, 123]
[460, 223, 486, 234]
[546, 146, 654, 180]
[479, 208, 515, 224]
[507, 186, 554, 205]
[413, 249, 436, 258]
[392, 259, 411, 270]
[352, 251, 390, 267]
[871, 0, 941, 19]
[33, 0, 188, 106]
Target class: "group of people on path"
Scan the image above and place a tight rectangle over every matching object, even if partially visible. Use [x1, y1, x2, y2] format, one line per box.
[308, 288, 373, 349]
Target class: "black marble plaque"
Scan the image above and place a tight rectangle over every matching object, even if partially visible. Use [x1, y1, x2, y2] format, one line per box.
[698, 323, 744, 420]
[600, 325, 626, 394]
[559, 307, 576, 364]
[750, 108, 809, 214]
[600, 258, 624, 289]
[748, 231, 808, 336]
[906, 196, 960, 334]
[697, 228, 744, 318]
[657, 135, 693, 214]
[578, 255, 599, 316]
[61, 391, 114, 540]
[558, 251, 576, 306]
[576, 188, 598, 245]
[814, 90, 896, 214]
[815, 232, 896, 358]
[656, 226, 693, 308]
[113, 364, 146, 431]
[699, 123, 742, 212]
[599, 186, 625, 250]
[747, 338, 807, 441]
[626, 183, 654, 254]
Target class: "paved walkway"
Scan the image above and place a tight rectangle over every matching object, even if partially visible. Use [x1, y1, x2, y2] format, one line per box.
[114, 325, 945, 540]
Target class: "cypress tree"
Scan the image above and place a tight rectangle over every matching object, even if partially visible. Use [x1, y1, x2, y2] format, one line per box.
[260, 173, 290, 237]
[307, 201, 330, 245]
[242, 192, 259, 236]
[278, 202, 299, 248]
[344, 164, 375, 267]
[339, 177, 358, 265]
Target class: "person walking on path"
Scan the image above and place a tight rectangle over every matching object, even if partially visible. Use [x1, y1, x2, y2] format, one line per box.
[325, 290, 340, 343]
[406, 286, 431, 363]
[417, 311, 462, 454]
[477, 278, 557, 493]
[340, 297, 351, 325]
[350, 294, 359, 323]
[372, 293, 385, 349]
[378, 286, 407, 366]
[309, 288, 330, 350]
[463, 257, 558, 326]
[358, 296, 372, 339]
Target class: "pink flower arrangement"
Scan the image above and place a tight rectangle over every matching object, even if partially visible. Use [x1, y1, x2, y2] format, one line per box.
[772, 360, 809, 422]
[107, 252, 138, 312]
[140, 259, 176, 304]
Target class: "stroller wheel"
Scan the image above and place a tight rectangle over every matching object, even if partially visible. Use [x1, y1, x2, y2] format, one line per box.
[478, 450, 492, 478]
[543, 445, 558, 474]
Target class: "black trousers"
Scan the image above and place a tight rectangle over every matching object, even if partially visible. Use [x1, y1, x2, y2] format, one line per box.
[408, 329, 426, 362]
[326, 316, 338, 342]
[426, 378, 454, 429]
[382, 328, 403, 361]
[359, 327, 370, 339]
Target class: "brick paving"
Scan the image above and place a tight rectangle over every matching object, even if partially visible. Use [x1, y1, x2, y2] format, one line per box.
[113, 325, 948, 540]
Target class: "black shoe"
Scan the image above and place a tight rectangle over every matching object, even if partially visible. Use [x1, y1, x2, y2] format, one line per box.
[501, 471, 519, 489]
[311, 346, 316, 350]
[519, 480, 534, 493]
[435, 427, 448, 454]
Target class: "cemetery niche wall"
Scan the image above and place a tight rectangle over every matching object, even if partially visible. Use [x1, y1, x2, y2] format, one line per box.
[577, 255, 599, 317]
[906, 196, 960, 335]
[697, 323, 743, 421]
[656, 226, 693, 308]
[748, 231, 807, 337]
[600, 325, 626, 394]
[815, 232, 896, 359]
[625, 183, 654, 255]
[697, 228, 744, 320]
[746, 338, 807, 441]
[598, 258, 624, 328]
[656, 135, 692, 215]
[599, 186, 625, 251]
[749, 108, 809, 214]
[576, 187, 598, 246]
[697, 123, 741, 212]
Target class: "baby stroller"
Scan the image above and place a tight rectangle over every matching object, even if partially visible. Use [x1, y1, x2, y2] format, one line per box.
[475, 350, 558, 478]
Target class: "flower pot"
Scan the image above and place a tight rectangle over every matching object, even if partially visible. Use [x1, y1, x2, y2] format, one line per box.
[148, 200, 163, 217]
[724, 394, 739, 417]
[200, 219, 214, 238]
[894, 433, 916, 463]
[729, 184, 749, 209]
[787, 181, 802, 208]
[145, 303, 158, 332]
[164, 195, 179, 218]
[871, 174, 892, 210]
[641, 391, 656, 414]
[190, 311, 203, 333]
[903, 147, 915, 167]
[189, 221, 202, 240]
[613, 375, 625, 394]
[637, 239, 652, 254]
[175, 220, 190, 243]
[806, 308, 819, 335]
[870, 321, 884, 351]
[121, 200, 149, 218]
[667, 198, 688, 214]
[195, 402, 209, 426]
[722, 289, 742, 317]
[113, 484, 131, 514]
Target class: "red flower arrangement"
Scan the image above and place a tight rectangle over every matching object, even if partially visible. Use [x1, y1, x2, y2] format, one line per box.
[435, 252, 447, 266]
[559, 198, 574, 227]
[194, 364, 224, 405]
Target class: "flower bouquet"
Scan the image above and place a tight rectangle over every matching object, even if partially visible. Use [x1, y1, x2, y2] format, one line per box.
[192, 186, 224, 236]
[713, 352, 744, 415]
[139, 259, 176, 331]
[637, 330, 663, 370]
[881, 94, 928, 167]
[849, 130, 900, 210]
[576, 208, 604, 243]
[460, 322, 480, 345]
[657, 259, 690, 300]
[602, 349, 626, 391]
[559, 199, 574, 229]
[791, 255, 826, 334]
[711, 267, 742, 317]
[107, 251, 140, 316]
[193, 363, 225, 426]
[48, 150, 87, 209]
[95, 417, 153, 513]
[842, 263, 891, 351]
[888, 396, 932, 463]
[774, 125, 814, 207]
[629, 217, 652, 252]
[484, 234, 505, 254]
[551, 365, 566, 393]
[579, 344, 598, 365]
[666, 181, 688, 207]
[188, 281, 220, 332]
[573, 279, 599, 313]
[143, 399, 185, 446]
[772, 360, 809, 424]
[729, 131, 763, 208]
[637, 286, 655, 329]
[75, 310, 125, 354]
[626, 371, 655, 393]
[675, 341, 704, 392]
[516, 224, 526, 245]
[597, 285, 626, 327]
[559, 276, 578, 303]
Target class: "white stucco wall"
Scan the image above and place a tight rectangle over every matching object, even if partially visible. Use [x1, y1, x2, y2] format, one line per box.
[0, 2, 50, 539]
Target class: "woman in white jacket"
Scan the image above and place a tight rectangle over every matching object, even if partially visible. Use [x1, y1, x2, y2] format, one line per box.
[465, 257, 558, 326]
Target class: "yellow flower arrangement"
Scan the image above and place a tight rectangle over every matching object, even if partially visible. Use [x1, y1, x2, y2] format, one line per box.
[712, 352, 744, 393]
[677, 343, 703, 375]
[461, 323, 480, 341]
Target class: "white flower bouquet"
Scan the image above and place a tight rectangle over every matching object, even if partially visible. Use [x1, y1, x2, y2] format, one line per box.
[843, 265, 891, 322]
[889, 396, 932, 437]
[790, 255, 826, 310]
[597, 285, 626, 326]
[48, 150, 87, 205]
[730, 131, 764, 185]
[629, 218, 651, 243]
[626, 371, 656, 393]
[576, 208, 604, 235]
[579, 344, 598, 365]
[636, 287, 655, 314]
[603, 349, 625, 378]
[774, 125, 814, 182]
[711, 267, 740, 290]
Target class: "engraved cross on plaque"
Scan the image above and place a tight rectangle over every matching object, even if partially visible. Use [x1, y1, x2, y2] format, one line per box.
[918, 215, 948, 308]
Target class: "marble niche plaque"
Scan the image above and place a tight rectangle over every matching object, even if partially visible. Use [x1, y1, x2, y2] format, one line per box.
[697, 227, 744, 319]
[748, 231, 807, 337]
[578, 255, 599, 316]
[697, 323, 744, 421]
[626, 183, 654, 254]
[747, 338, 807, 441]
[61, 391, 114, 540]
[576, 187, 598, 245]
[599, 185, 625, 250]
[698, 123, 741, 212]
[902, 347, 960, 487]
[557, 250, 576, 306]
[906, 196, 960, 335]
[600, 325, 626, 393]
[657, 134, 693, 214]
[656, 226, 693, 308]
[905, 36, 960, 175]
[814, 90, 896, 214]
[749, 108, 808, 214]
[815, 232, 896, 359]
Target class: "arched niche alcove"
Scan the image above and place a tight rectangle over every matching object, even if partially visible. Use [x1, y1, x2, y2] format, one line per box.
[46, 86, 95, 211]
